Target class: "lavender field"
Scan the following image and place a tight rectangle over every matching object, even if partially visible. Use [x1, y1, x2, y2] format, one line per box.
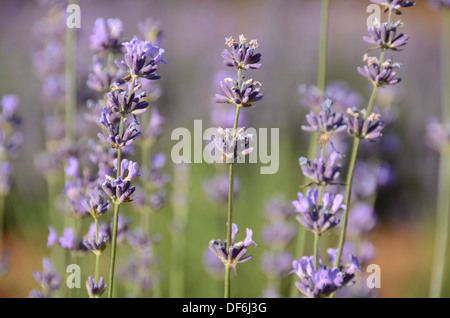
[0, 0, 449, 299]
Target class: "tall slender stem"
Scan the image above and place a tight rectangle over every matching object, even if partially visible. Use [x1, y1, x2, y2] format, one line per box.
[94, 218, 100, 282]
[0, 196, 5, 257]
[429, 9, 450, 298]
[65, 0, 77, 142]
[107, 77, 136, 298]
[224, 68, 242, 298]
[317, 0, 329, 92]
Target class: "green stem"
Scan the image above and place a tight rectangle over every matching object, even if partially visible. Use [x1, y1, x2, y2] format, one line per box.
[317, 0, 330, 92]
[0, 195, 5, 257]
[224, 68, 242, 299]
[94, 218, 100, 282]
[429, 9, 450, 298]
[65, 0, 77, 141]
[314, 233, 321, 270]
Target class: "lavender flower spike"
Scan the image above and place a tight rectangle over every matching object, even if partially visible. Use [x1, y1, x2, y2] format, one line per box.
[214, 77, 263, 108]
[97, 108, 141, 149]
[214, 127, 254, 162]
[29, 258, 61, 298]
[370, 0, 416, 14]
[345, 107, 385, 142]
[299, 151, 342, 186]
[90, 18, 123, 53]
[209, 223, 257, 274]
[292, 189, 344, 235]
[358, 54, 402, 87]
[222, 35, 261, 70]
[364, 20, 410, 51]
[86, 276, 106, 298]
[115, 36, 166, 81]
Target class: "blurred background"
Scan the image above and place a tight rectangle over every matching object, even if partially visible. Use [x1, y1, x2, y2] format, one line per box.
[0, 0, 447, 298]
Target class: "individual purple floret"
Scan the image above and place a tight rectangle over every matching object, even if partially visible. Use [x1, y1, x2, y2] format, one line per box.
[97, 108, 141, 149]
[29, 257, 61, 298]
[214, 77, 263, 108]
[90, 18, 123, 53]
[429, 0, 450, 8]
[115, 36, 166, 80]
[345, 107, 385, 141]
[299, 151, 342, 186]
[203, 174, 240, 203]
[214, 127, 254, 162]
[292, 189, 344, 235]
[222, 35, 261, 70]
[290, 254, 361, 298]
[209, 223, 257, 273]
[86, 276, 106, 298]
[358, 54, 402, 87]
[364, 20, 409, 51]
[101, 159, 142, 204]
[370, 0, 416, 14]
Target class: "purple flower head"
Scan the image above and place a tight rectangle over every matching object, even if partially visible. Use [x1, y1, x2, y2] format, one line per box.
[261, 251, 294, 277]
[116, 36, 166, 80]
[90, 18, 123, 53]
[290, 253, 361, 298]
[358, 54, 402, 87]
[144, 107, 165, 141]
[426, 119, 450, 151]
[222, 35, 261, 70]
[58, 228, 76, 250]
[370, 0, 416, 14]
[65, 157, 79, 178]
[364, 20, 409, 51]
[209, 223, 257, 274]
[97, 108, 142, 149]
[203, 174, 240, 203]
[102, 160, 141, 204]
[429, 0, 450, 8]
[299, 151, 342, 186]
[137, 18, 163, 46]
[1, 95, 19, 121]
[107, 86, 149, 116]
[81, 187, 110, 219]
[127, 228, 151, 251]
[214, 77, 263, 108]
[87, 59, 124, 93]
[292, 189, 344, 235]
[0, 161, 13, 196]
[214, 127, 254, 163]
[47, 226, 58, 248]
[86, 276, 106, 298]
[345, 107, 385, 141]
[83, 232, 109, 255]
[261, 223, 297, 246]
[30, 257, 61, 298]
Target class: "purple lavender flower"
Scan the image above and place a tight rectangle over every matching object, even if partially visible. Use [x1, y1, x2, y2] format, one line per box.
[58, 228, 77, 250]
[97, 108, 142, 149]
[426, 119, 450, 151]
[345, 203, 378, 238]
[1, 95, 19, 121]
[144, 107, 165, 142]
[0, 161, 13, 196]
[0, 251, 10, 278]
[137, 18, 163, 46]
[370, 0, 416, 14]
[222, 35, 261, 70]
[364, 20, 409, 51]
[87, 59, 124, 93]
[214, 127, 254, 163]
[115, 36, 166, 80]
[345, 107, 385, 141]
[83, 232, 109, 255]
[261, 251, 294, 277]
[81, 187, 110, 219]
[292, 189, 344, 235]
[47, 226, 58, 248]
[299, 151, 342, 186]
[203, 249, 225, 279]
[290, 254, 361, 298]
[203, 174, 240, 203]
[107, 86, 149, 116]
[90, 18, 123, 53]
[29, 258, 61, 298]
[358, 55, 402, 87]
[261, 223, 297, 246]
[86, 276, 106, 298]
[214, 77, 263, 108]
[101, 159, 142, 204]
[209, 223, 257, 273]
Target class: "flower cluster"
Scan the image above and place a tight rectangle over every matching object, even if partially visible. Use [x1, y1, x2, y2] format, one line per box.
[90, 18, 123, 53]
[299, 151, 343, 186]
[214, 77, 263, 108]
[209, 223, 257, 273]
[29, 258, 61, 298]
[345, 107, 385, 141]
[86, 276, 107, 298]
[364, 20, 409, 51]
[102, 159, 142, 204]
[214, 127, 254, 162]
[358, 54, 402, 87]
[222, 35, 261, 70]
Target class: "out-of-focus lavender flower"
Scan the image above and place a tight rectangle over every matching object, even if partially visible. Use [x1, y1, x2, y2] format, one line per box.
[345, 107, 385, 141]
[127, 227, 150, 251]
[1, 95, 20, 122]
[426, 119, 450, 151]
[29, 258, 61, 298]
[261, 251, 294, 277]
[265, 196, 295, 220]
[358, 54, 402, 87]
[209, 223, 257, 273]
[214, 77, 263, 108]
[429, 0, 450, 8]
[86, 276, 106, 298]
[0, 162, 13, 196]
[0, 251, 10, 278]
[292, 189, 344, 235]
[102, 159, 142, 204]
[47, 227, 88, 254]
[144, 107, 165, 142]
[115, 36, 166, 80]
[222, 35, 261, 70]
[137, 18, 163, 46]
[90, 18, 123, 53]
[58, 228, 76, 250]
[290, 254, 361, 298]
[203, 174, 240, 203]
[261, 223, 297, 247]
[87, 59, 124, 93]
[214, 127, 254, 162]
[345, 203, 378, 238]
[97, 108, 142, 149]
[333, 240, 376, 267]
[299, 151, 342, 186]
[370, 0, 416, 14]
[364, 20, 409, 51]
[81, 187, 110, 219]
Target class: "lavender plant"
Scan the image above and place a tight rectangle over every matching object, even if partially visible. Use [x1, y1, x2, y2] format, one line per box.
[428, 0, 450, 298]
[29, 258, 62, 298]
[208, 35, 262, 298]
